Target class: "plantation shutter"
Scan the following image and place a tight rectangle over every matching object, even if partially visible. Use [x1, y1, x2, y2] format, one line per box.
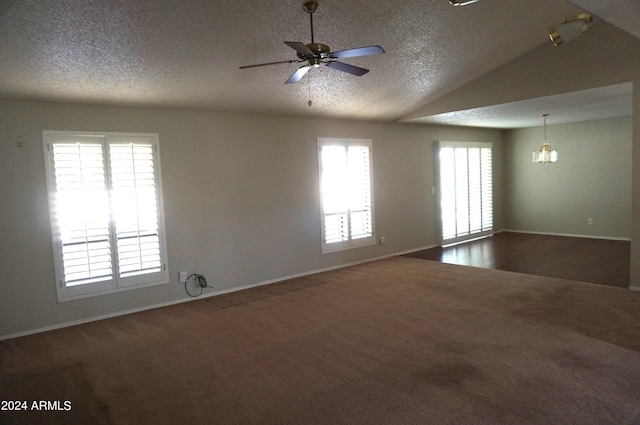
[319, 138, 375, 253]
[438, 142, 493, 245]
[109, 138, 164, 286]
[320, 145, 350, 244]
[44, 131, 168, 300]
[347, 145, 373, 240]
[52, 140, 114, 287]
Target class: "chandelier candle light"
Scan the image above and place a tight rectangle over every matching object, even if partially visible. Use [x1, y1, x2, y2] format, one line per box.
[532, 113, 558, 163]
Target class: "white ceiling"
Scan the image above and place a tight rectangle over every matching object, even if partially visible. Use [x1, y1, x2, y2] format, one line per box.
[0, 0, 637, 126]
[413, 82, 633, 129]
[568, 0, 640, 40]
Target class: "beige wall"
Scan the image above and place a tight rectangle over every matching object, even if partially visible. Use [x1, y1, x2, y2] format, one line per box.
[0, 99, 502, 337]
[403, 20, 640, 289]
[4, 18, 639, 338]
[504, 117, 632, 238]
[401, 21, 640, 122]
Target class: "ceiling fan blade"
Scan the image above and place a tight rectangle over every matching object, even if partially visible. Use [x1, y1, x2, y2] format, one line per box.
[239, 60, 299, 69]
[285, 66, 311, 84]
[326, 61, 369, 76]
[329, 45, 385, 59]
[285, 41, 315, 57]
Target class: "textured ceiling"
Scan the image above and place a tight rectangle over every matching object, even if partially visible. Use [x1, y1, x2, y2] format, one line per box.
[569, 0, 640, 39]
[411, 83, 633, 128]
[0, 0, 586, 122]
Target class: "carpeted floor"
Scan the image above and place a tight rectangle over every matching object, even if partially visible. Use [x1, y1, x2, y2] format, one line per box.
[1, 257, 640, 424]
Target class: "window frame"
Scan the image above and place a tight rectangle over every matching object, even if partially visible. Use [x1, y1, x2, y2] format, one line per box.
[318, 137, 376, 254]
[43, 130, 169, 302]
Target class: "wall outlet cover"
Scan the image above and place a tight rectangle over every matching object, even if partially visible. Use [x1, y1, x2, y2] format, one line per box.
[179, 271, 188, 283]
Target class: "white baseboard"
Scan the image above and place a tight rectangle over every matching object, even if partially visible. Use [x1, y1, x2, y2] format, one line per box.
[6, 235, 631, 341]
[394, 244, 439, 255]
[0, 246, 437, 341]
[502, 229, 631, 242]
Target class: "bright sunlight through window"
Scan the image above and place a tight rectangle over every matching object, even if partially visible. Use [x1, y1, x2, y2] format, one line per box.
[438, 141, 493, 245]
[43, 131, 169, 301]
[318, 138, 375, 253]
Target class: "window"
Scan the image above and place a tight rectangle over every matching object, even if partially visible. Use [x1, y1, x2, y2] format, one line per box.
[438, 141, 493, 245]
[43, 131, 169, 301]
[318, 138, 375, 253]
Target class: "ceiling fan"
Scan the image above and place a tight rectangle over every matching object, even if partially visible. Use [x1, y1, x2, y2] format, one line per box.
[239, 1, 385, 84]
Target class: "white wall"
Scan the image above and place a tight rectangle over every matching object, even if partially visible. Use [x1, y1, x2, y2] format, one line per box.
[0, 99, 502, 337]
[504, 117, 632, 238]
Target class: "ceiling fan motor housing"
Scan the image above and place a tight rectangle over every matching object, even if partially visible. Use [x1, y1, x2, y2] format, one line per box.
[303, 43, 330, 59]
[303, 1, 318, 13]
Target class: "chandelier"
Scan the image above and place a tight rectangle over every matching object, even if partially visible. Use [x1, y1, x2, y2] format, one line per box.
[532, 114, 557, 163]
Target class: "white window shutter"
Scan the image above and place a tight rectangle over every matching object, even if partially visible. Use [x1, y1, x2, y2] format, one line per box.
[51, 141, 114, 287]
[438, 142, 493, 245]
[347, 145, 373, 240]
[319, 138, 375, 253]
[109, 142, 163, 283]
[481, 147, 493, 232]
[320, 145, 350, 243]
[44, 131, 169, 300]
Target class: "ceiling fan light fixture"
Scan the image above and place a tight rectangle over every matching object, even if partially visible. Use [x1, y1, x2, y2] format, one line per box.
[238, 1, 384, 85]
[449, 0, 480, 6]
[549, 13, 593, 46]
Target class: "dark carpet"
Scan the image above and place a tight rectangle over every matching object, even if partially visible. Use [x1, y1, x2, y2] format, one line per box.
[2, 257, 640, 424]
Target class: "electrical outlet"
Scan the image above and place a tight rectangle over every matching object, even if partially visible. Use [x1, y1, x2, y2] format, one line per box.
[379, 236, 386, 245]
[179, 271, 188, 283]
[588, 218, 593, 225]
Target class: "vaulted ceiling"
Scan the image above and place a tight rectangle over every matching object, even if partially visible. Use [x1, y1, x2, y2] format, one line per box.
[0, 0, 636, 125]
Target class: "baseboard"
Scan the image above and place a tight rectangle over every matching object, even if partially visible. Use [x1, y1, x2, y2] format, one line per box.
[502, 229, 631, 242]
[394, 244, 439, 255]
[0, 246, 437, 341]
[630, 286, 640, 292]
